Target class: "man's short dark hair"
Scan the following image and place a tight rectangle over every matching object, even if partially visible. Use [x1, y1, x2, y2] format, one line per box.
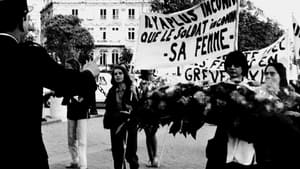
[0, 0, 29, 32]
[139, 69, 153, 81]
[224, 50, 249, 76]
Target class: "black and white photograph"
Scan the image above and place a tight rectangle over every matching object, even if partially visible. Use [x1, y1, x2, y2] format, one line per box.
[1, 0, 300, 169]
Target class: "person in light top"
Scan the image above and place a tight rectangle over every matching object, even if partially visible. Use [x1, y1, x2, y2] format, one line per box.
[205, 51, 258, 169]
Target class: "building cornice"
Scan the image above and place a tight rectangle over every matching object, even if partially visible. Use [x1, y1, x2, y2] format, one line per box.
[95, 44, 125, 48]
[41, 0, 147, 14]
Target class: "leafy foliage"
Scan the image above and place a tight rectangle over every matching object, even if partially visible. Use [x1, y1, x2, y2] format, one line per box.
[44, 15, 94, 65]
[135, 82, 206, 139]
[150, 0, 203, 14]
[134, 81, 300, 139]
[238, 10, 283, 51]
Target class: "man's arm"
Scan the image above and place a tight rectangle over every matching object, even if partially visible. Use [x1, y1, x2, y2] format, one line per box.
[26, 43, 99, 97]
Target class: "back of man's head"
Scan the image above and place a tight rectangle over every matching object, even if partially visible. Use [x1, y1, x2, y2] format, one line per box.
[0, 0, 29, 32]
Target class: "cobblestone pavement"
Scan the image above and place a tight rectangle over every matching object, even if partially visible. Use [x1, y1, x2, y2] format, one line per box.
[42, 109, 216, 169]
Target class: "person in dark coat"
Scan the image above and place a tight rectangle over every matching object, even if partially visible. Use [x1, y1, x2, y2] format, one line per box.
[0, 0, 100, 168]
[62, 58, 93, 169]
[103, 65, 140, 169]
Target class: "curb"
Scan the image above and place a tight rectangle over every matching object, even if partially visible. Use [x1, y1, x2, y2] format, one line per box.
[89, 114, 103, 118]
[42, 114, 103, 125]
[42, 118, 62, 125]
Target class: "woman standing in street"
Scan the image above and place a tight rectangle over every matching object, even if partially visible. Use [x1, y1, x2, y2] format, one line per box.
[63, 58, 92, 169]
[139, 70, 159, 168]
[103, 65, 140, 169]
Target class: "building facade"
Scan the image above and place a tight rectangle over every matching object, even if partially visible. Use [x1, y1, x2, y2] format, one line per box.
[26, 0, 44, 43]
[40, 0, 151, 68]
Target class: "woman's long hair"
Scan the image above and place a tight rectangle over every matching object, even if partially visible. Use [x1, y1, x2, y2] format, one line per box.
[264, 62, 288, 87]
[110, 65, 132, 87]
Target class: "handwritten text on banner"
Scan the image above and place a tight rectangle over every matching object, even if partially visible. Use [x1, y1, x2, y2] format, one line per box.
[134, 0, 239, 69]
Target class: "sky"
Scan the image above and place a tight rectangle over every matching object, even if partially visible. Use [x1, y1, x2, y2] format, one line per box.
[250, 0, 300, 30]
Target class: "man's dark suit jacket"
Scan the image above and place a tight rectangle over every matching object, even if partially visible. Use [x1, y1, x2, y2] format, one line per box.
[1, 35, 97, 168]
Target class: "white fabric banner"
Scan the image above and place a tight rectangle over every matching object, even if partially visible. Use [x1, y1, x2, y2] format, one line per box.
[293, 15, 300, 60]
[177, 33, 291, 84]
[243, 33, 291, 83]
[134, 0, 239, 69]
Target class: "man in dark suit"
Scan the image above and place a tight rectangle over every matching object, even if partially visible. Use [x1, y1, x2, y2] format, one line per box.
[0, 0, 100, 168]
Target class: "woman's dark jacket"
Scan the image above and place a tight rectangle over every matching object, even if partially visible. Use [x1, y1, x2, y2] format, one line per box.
[62, 96, 91, 120]
[103, 85, 139, 129]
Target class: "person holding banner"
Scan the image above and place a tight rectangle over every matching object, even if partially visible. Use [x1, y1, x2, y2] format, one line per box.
[205, 51, 259, 169]
[205, 58, 300, 169]
[103, 65, 140, 169]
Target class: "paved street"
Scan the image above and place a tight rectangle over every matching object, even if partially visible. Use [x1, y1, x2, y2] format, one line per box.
[43, 109, 217, 169]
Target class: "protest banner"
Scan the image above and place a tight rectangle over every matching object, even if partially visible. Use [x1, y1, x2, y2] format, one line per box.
[177, 54, 229, 85]
[293, 15, 300, 60]
[95, 73, 111, 103]
[179, 33, 291, 84]
[134, 0, 239, 69]
[243, 33, 291, 83]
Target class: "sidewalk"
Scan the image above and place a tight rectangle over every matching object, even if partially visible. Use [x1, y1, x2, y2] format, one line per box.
[42, 114, 215, 169]
[42, 108, 104, 125]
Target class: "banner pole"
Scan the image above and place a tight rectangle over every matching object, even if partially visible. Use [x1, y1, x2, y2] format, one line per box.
[234, 0, 240, 51]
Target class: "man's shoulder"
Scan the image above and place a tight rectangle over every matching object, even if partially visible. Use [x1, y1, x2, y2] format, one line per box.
[0, 34, 18, 47]
[19, 41, 47, 55]
[20, 41, 43, 48]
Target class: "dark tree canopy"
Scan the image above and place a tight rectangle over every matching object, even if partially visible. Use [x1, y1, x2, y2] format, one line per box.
[238, 10, 283, 51]
[44, 14, 94, 65]
[150, 0, 203, 14]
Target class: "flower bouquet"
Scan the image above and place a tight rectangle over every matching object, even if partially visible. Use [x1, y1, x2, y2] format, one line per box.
[134, 80, 300, 140]
[135, 82, 206, 139]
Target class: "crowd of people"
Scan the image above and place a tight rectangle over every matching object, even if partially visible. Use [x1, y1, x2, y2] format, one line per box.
[2, 0, 299, 169]
[102, 51, 300, 169]
[204, 51, 300, 169]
